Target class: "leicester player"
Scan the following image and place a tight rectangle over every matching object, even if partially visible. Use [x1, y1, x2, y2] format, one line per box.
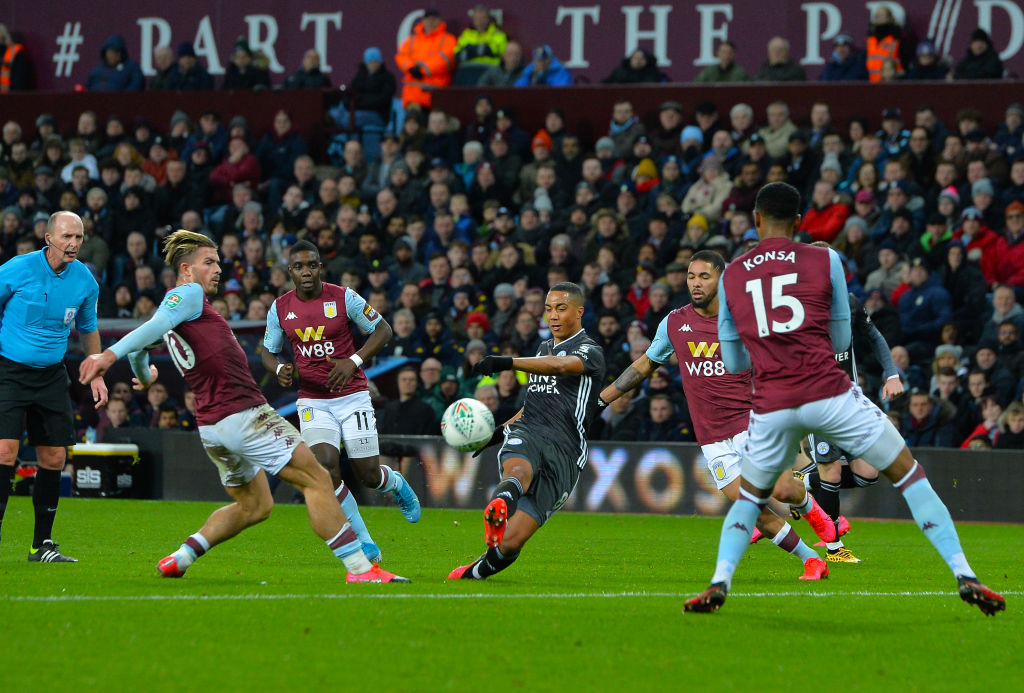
[79, 230, 408, 583]
[262, 241, 420, 562]
[448, 282, 605, 580]
[684, 183, 1003, 615]
[598, 250, 831, 581]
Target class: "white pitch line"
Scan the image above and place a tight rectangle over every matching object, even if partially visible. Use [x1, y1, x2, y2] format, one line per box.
[3, 590, 1021, 603]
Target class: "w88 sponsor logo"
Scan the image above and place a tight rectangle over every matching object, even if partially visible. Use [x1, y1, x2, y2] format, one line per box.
[685, 360, 727, 377]
[297, 341, 335, 358]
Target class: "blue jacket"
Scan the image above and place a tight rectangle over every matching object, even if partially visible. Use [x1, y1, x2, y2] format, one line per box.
[515, 57, 573, 87]
[256, 131, 309, 181]
[166, 63, 214, 91]
[897, 276, 952, 342]
[820, 51, 868, 81]
[85, 35, 144, 92]
[902, 405, 956, 447]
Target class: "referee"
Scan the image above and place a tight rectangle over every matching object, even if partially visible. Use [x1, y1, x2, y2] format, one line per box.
[0, 211, 107, 562]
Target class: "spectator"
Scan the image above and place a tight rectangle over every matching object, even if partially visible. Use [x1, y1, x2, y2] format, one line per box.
[960, 395, 1003, 448]
[156, 403, 181, 430]
[682, 157, 732, 225]
[257, 110, 308, 210]
[695, 40, 747, 83]
[637, 393, 693, 442]
[757, 101, 797, 160]
[607, 100, 645, 160]
[591, 386, 644, 440]
[478, 40, 525, 87]
[908, 39, 950, 80]
[953, 207, 999, 283]
[0, 24, 31, 92]
[603, 48, 667, 84]
[455, 4, 507, 66]
[753, 37, 805, 82]
[980, 284, 1024, 344]
[515, 45, 572, 87]
[395, 9, 456, 108]
[222, 38, 270, 90]
[95, 396, 130, 442]
[331, 47, 397, 133]
[866, 5, 911, 82]
[800, 180, 850, 242]
[973, 341, 1017, 406]
[278, 49, 327, 89]
[953, 28, 1004, 80]
[901, 390, 957, 447]
[994, 402, 1024, 449]
[166, 42, 214, 91]
[378, 364, 439, 433]
[820, 34, 867, 81]
[991, 201, 1024, 287]
[85, 34, 144, 92]
[208, 138, 259, 206]
[898, 257, 952, 357]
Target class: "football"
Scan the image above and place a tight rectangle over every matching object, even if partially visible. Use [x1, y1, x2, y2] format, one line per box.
[440, 398, 496, 452]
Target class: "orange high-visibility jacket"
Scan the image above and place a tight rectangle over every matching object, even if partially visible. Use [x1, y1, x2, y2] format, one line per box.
[1, 43, 25, 92]
[395, 20, 456, 108]
[866, 35, 902, 82]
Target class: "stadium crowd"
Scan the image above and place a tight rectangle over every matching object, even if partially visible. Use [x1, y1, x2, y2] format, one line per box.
[1, 6, 1023, 451]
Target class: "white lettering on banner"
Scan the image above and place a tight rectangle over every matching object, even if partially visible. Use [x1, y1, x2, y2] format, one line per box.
[865, 1, 906, 27]
[245, 15, 284, 73]
[586, 447, 628, 511]
[300, 12, 342, 73]
[694, 4, 733, 65]
[634, 450, 684, 512]
[977, 0, 1024, 60]
[801, 3, 843, 65]
[396, 10, 424, 51]
[76, 468, 101, 489]
[194, 15, 224, 74]
[556, 5, 601, 68]
[621, 5, 673, 66]
[691, 455, 728, 515]
[137, 17, 172, 76]
[929, 0, 961, 57]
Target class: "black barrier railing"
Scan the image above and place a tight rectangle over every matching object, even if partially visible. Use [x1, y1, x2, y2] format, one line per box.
[99, 429, 1023, 523]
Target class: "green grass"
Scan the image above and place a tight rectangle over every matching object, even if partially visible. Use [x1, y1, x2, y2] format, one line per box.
[0, 497, 1020, 692]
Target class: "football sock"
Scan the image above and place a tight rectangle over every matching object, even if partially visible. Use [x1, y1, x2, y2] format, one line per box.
[710, 494, 762, 590]
[791, 488, 815, 516]
[895, 462, 975, 579]
[771, 522, 817, 562]
[328, 523, 373, 574]
[375, 465, 399, 493]
[811, 479, 841, 520]
[465, 546, 520, 579]
[31, 468, 61, 549]
[492, 477, 523, 517]
[805, 471, 821, 491]
[848, 468, 878, 487]
[171, 532, 209, 571]
[0, 464, 14, 535]
[336, 483, 373, 547]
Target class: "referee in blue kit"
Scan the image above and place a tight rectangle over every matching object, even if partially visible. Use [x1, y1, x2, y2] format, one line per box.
[0, 211, 108, 562]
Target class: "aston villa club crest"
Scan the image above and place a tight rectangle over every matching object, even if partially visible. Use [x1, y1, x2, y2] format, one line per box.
[323, 301, 337, 318]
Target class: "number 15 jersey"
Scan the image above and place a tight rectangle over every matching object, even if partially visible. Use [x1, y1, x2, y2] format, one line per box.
[719, 237, 851, 415]
[264, 283, 382, 400]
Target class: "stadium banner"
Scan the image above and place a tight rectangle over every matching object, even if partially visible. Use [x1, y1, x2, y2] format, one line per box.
[104, 428, 1023, 523]
[9, 1, 1024, 91]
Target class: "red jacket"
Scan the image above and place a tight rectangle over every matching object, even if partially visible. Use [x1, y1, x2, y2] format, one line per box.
[992, 231, 1024, 286]
[953, 224, 1000, 283]
[208, 153, 260, 205]
[800, 202, 851, 243]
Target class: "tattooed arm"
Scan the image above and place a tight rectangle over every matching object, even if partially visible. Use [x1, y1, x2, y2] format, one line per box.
[598, 354, 661, 406]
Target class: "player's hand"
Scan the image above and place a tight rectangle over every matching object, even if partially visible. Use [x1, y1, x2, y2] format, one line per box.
[881, 377, 905, 401]
[471, 426, 505, 458]
[132, 365, 160, 391]
[91, 378, 109, 408]
[325, 356, 358, 391]
[276, 363, 294, 387]
[79, 351, 116, 385]
[472, 355, 513, 377]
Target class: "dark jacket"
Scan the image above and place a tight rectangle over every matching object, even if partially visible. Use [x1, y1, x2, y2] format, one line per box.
[349, 64, 397, 120]
[222, 63, 271, 90]
[284, 68, 331, 89]
[820, 52, 868, 81]
[256, 130, 309, 182]
[902, 404, 956, 447]
[86, 35, 144, 92]
[953, 45, 1004, 80]
[897, 276, 952, 343]
[602, 50, 667, 84]
[753, 59, 806, 82]
[166, 63, 214, 91]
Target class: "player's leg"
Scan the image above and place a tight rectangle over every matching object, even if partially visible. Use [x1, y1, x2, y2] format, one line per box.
[846, 457, 879, 488]
[0, 439, 18, 546]
[823, 387, 1004, 615]
[336, 394, 420, 522]
[309, 441, 380, 561]
[158, 468, 274, 577]
[484, 454, 534, 549]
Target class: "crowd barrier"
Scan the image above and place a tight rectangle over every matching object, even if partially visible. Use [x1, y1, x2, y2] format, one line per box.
[97, 430, 1023, 523]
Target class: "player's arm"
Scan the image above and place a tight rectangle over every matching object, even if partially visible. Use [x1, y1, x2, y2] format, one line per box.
[325, 292, 394, 390]
[78, 284, 204, 386]
[473, 354, 584, 377]
[717, 275, 752, 373]
[599, 315, 672, 405]
[472, 407, 524, 458]
[261, 299, 294, 387]
[828, 250, 852, 352]
[76, 281, 108, 406]
[853, 294, 904, 399]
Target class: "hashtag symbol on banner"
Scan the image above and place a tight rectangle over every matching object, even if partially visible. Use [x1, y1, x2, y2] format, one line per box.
[53, 22, 84, 78]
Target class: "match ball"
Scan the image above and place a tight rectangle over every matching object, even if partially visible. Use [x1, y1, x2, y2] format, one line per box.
[441, 398, 496, 452]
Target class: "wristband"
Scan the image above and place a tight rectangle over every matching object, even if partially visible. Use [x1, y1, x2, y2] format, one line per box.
[276, 363, 285, 375]
[349, 353, 364, 368]
[596, 397, 609, 408]
[886, 374, 901, 381]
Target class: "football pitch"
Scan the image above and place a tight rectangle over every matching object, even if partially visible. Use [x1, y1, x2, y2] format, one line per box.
[1, 497, 1020, 692]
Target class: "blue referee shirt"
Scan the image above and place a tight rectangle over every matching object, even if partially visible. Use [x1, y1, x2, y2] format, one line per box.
[0, 249, 99, 368]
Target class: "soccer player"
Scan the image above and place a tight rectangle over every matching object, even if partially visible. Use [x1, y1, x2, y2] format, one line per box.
[684, 183, 1003, 615]
[791, 240, 906, 563]
[262, 241, 420, 562]
[598, 250, 831, 581]
[448, 283, 604, 580]
[0, 211, 108, 563]
[79, 230, 408, 583]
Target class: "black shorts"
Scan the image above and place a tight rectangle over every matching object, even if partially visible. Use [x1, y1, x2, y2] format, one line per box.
[0, 356, 76, 447]
[497, 426, 580, 527]
[804, 434, 850, 465]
